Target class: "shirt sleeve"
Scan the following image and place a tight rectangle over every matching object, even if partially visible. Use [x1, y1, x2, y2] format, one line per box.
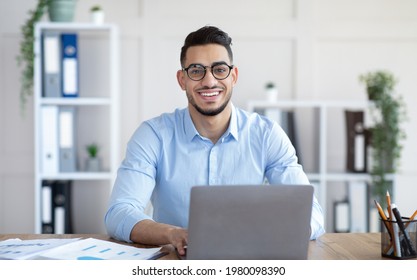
[104, 122, 160, 242]
[265, 123, 325, 240]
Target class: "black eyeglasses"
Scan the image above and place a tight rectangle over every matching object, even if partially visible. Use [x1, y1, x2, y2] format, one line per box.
[182, 63, 234, 81]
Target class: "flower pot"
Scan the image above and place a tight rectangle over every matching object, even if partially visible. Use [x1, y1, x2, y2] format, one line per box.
[85, 157, 101, 172]
[48, 0, 77, 22]
[266, 87, 278, 102]
[90, 10, 105, 24]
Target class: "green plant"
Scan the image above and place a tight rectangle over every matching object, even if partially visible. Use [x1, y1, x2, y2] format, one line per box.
[265, 82, 275, 89]
[86, 143, 99, 158]
[17, 0, 50, 116]
[90, 5, 102, 12]
[359, 70, 407, 205]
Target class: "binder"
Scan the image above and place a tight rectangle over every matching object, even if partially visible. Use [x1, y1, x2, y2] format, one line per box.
[42, 31, 61, 97]
[58, 106, 77, 172]
[61, 33, 79, 97]
[345, 110, 367, 172]
[52, 180, 73, 234]
[41, 180, 54, 233]
[40, 105, 59, 174]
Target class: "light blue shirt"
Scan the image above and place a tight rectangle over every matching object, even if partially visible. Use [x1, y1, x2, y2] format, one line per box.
[105, 104, 325, 242]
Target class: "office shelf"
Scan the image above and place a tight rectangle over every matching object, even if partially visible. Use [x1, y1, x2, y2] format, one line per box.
[33, 22, 120, 234]
[247, 99, 396, 232]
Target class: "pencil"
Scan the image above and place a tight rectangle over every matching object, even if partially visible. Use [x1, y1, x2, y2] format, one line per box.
[375, 200, 396, 256]
[404, 209, 417, 230]
[386, 191, 394, 239]
[386, 191, 392, 220]
[374, 200, 388, 220]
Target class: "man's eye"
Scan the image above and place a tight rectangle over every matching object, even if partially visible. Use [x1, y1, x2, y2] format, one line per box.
[214, 67, 227, 74]
[189, 67, 204, 75]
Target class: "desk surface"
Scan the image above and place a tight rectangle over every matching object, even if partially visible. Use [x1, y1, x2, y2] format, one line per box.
[0, 233, 387, 260]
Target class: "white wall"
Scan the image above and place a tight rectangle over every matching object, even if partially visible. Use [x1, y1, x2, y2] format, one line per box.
[1, 0, 416, 233]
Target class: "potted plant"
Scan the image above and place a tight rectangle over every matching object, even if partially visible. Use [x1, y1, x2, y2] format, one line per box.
[90, 5, 105, 24]
[85, 143, 101, 172]
[359, 70, 407, 205]
[17, 0, 77, 115]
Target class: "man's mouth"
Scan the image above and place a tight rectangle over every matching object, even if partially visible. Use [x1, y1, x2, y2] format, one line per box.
[200, 91, 220, 97]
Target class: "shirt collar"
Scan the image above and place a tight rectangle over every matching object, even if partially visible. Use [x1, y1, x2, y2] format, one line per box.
[183, 104, 239, 142]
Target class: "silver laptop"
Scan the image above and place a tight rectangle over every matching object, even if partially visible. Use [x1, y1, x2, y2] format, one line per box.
[185, 184, 314, 260]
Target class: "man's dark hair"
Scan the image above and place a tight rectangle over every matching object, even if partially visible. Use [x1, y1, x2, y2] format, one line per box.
[180, 26, 233, 67]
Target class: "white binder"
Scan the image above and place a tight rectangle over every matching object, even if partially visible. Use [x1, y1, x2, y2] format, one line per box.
[40, 106, 59, 174]
[41, 181, 53, 233]
[58, 106, 77, 172]
[42, 31, 61, 97]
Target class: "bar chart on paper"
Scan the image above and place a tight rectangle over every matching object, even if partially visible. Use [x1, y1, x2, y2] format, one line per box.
[35, 238, 164, 260]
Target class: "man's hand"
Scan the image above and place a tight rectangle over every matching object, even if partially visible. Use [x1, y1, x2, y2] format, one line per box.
[130, 219, 188, 255]
[167, 226, 188, 255]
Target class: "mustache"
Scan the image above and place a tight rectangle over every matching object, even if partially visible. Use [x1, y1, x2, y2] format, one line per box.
[196, 86, 225, 91]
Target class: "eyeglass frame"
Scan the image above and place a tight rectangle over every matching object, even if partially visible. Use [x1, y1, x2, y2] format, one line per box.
[182, 62, 234, 81]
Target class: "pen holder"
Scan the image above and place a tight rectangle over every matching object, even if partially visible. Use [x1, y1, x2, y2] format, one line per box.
[381, 218, 417, 259]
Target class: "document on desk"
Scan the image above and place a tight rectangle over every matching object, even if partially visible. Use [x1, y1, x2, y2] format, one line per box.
[33, 238, 164, 260]
[0, 238, 80, 260]
[0, 238, 165, 260]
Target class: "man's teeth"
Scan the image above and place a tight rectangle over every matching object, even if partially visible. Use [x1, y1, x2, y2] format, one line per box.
[200, 91, 220, 97]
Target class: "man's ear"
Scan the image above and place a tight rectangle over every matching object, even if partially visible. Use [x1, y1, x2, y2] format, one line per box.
[231, 66, 238, 86]
[177, 70, 186, 90]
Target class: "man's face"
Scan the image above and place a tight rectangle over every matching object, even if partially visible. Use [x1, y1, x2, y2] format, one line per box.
[177, 44, 238, 117]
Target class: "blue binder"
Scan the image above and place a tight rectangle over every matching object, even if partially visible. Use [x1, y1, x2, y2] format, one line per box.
[61, 33, 79, 97]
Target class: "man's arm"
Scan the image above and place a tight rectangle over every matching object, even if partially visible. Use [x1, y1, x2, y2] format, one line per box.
[130, 219, 188, 255]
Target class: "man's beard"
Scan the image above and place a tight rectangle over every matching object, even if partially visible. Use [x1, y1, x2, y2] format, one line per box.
[186, 89, 232, 117]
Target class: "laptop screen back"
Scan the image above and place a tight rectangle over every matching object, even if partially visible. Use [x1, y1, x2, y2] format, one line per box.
[186, 184, 314, 260]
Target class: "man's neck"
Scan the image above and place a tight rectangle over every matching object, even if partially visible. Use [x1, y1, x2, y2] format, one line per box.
[189, 105, 232, 144]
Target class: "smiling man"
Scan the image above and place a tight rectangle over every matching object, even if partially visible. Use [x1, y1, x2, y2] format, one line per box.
[105, 26, 325, 256]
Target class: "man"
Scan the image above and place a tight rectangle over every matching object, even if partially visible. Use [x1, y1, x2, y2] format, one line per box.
[105, 26, 325, 256]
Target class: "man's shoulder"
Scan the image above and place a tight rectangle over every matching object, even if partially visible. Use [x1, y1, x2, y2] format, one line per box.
[235, 106, 276, 128]
[145, 108, 186, 127]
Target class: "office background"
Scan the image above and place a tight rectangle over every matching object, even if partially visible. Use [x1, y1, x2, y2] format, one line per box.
[0, 0, 416, 234]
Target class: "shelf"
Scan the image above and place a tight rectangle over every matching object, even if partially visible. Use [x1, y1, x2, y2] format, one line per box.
[248, 99, 397, 233]
[39, 97, 112, 106]
[33, 23, 120, 234]
[36, 22, 117, 32]
[39, 172, 114, 181]
[247, 99, 369, 110]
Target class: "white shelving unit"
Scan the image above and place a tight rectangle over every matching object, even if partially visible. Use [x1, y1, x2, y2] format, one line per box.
[33, 23, 120, 234]
[247, 99, 396, 232]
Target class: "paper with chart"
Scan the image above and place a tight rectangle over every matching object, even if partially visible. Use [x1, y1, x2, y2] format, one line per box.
[0, 238, 80, 260]
[33, 238, 164, 260]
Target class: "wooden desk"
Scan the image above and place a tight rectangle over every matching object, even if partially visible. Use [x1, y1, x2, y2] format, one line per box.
[0, 232, 393, 260]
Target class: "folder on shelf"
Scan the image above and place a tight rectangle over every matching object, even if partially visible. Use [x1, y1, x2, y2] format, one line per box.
[42, 31, 61, 98]
[61, 33, 79, 97]
[345, 110, 367, 172]
[52, 180, 73, 234]
[41, 180, 54, 234]
[40, 105, 59, 174]
[58, 106, 77, 172]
